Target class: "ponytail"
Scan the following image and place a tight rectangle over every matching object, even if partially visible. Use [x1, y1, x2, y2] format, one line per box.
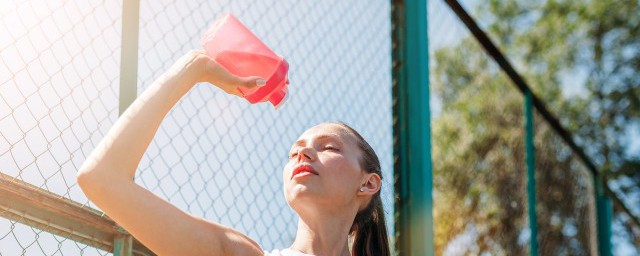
[329, 122, 391, 256]
[350, 193, 390, 256]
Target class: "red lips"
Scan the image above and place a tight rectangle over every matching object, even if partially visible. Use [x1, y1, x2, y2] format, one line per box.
[291, 164, 319, 179]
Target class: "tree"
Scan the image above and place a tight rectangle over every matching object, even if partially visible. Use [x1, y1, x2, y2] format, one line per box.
[431, 0, 640, 254]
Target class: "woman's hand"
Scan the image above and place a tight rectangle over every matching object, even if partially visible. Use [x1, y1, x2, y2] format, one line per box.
[161, 50, 265, 97]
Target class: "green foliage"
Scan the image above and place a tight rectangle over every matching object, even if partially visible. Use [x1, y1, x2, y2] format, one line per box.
[431, 0, 640, 254]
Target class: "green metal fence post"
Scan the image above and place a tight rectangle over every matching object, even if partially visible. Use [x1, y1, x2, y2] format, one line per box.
[119, 0, 140, 115]
[524, 90, 538, 256]
[113, 235, 133, 256]
[391, 0, 434, 255]
[595, 174, 612, 256]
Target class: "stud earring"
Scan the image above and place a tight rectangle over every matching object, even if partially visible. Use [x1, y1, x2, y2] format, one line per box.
[359, 187, 365, 192]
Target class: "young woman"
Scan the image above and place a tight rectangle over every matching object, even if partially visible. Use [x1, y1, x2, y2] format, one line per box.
[77, 50, 390, 256]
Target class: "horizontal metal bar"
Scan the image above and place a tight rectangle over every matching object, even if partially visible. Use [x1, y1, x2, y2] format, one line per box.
[0, 172, 155, 256]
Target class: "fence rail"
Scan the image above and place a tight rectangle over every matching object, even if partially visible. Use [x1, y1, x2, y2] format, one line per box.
[0, 173, 154, 255]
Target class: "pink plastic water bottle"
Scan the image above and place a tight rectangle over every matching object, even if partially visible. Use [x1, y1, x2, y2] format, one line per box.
[200, 13, 290, 109]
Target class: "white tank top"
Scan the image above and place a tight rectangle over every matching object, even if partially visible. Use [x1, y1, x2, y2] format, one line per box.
[264, 248, 315, 256]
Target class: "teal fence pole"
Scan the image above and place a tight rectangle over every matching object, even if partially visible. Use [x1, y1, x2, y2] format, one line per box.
[524, 90, 538, 255]
[391, 0, 434, 255]
[113, 235, 133, 256]
[595, 174, 612, 256]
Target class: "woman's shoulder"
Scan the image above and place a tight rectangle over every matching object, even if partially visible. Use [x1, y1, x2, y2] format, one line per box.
[263, 248, 315, 256]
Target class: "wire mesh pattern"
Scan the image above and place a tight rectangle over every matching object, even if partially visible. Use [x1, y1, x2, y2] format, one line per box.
[430, 2, 523, 254]
[533, 112, 598, 255]
[2, 0, 621, 254]
[1, 0, 393, 254]
[1, 0, 121, 255]
[0, 211, 111, 256]
[134, 0, 393, 251]
[429, 39, 529, 254]
[428, 0, 599, 254]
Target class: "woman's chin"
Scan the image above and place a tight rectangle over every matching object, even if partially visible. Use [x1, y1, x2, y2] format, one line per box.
[291, 183, 314, 194]
[285, 184, 318, 203]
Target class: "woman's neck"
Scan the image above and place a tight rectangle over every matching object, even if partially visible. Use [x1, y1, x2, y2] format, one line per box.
[290, 207, 356, 256]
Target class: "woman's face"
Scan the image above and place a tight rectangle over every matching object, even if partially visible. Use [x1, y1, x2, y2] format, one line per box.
[283, 123, 365, 212]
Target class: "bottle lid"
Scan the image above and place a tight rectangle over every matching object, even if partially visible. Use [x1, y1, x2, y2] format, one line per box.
[269, 85, 289, 109]
[274, 88, 289, 110]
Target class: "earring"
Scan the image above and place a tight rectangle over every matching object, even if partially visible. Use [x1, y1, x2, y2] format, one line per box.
[359, 187, 365, 192]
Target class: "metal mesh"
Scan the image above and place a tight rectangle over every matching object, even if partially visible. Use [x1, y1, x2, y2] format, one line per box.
[428, 1, 597, 255]
[1, 0, 121, 255]
[429, 18, 529, 256]
[134, 0, 393, 250]
[1, 0, 393, 254]
[0, 212, 110, 256]
[0, 0, 121, 201]
[533, 111, 598, 255]
[429, 0, 599, 254]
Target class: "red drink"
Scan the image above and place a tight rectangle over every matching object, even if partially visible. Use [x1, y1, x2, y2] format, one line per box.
[201, 13, 290, 108]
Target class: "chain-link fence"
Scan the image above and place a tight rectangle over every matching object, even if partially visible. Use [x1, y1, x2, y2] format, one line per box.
[1, 0, 121, 254]
[429, 2, 525, 253]
[428, 0, 640, 255]
[429, 31, 531, 254]
[4, 0, 636, 255]
[133, 0, 393, 251]
[1, 0, 393, 254]
[533, 112, 598, 255]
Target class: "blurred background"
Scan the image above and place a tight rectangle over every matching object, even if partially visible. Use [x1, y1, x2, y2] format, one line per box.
[1, 0, 638, 255]
[428, 0, 639, 255]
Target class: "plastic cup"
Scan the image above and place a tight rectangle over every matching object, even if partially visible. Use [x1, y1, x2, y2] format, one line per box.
[200, 13, 290, 109]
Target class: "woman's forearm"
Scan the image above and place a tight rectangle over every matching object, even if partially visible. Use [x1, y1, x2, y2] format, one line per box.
[77, 50, 261, 187]
[77, 76, 193, 183]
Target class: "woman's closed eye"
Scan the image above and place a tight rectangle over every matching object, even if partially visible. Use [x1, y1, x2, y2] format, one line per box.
[323, 145, 339, 151]
[288, 145, 339, 159]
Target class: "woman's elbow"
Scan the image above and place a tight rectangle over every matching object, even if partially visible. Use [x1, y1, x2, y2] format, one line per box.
[76, 164, 131, 197]
[76, 166, 99, 194]
[76, 162, 111, 195]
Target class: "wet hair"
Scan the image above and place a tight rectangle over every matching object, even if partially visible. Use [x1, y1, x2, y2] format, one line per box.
[328, 122, 390, 256]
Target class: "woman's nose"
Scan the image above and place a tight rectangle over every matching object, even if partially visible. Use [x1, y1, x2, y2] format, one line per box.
[296, 147, 314, 162]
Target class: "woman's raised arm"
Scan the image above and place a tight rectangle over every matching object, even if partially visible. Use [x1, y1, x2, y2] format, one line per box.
[77, 50, 265, 256]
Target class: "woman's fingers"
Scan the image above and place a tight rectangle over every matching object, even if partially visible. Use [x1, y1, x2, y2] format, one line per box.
[240, 76, 267, 89]
[159, 50, 266, 98]
[202, 55, 266, 97]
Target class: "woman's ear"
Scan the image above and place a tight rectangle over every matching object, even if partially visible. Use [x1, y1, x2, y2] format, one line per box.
[359, 173, 381, 195]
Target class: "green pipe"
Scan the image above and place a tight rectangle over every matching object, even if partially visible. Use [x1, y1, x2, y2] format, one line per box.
[391, 0, 434, 254]
[113, 235, 133, 256]
[595, 174, 612, 256]
[525, 90, 538, 255]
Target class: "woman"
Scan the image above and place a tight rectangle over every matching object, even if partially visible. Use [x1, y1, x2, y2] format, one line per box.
[77, 50, 390, 256]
